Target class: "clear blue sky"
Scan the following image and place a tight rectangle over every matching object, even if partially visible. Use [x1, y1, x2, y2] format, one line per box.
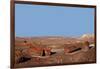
[15, 4, 94, 37]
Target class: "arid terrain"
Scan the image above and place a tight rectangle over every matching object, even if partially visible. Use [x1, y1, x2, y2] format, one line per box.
[14, 34, 96, 68]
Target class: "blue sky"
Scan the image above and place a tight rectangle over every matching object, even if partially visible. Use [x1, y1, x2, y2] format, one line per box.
[15, 4, 94, 37]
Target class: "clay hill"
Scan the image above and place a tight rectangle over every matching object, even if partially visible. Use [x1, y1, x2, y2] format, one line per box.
[79, 34, 94, 44]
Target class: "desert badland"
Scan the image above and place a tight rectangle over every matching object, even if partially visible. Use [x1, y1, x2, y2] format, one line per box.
[14, 34, 96, 67]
